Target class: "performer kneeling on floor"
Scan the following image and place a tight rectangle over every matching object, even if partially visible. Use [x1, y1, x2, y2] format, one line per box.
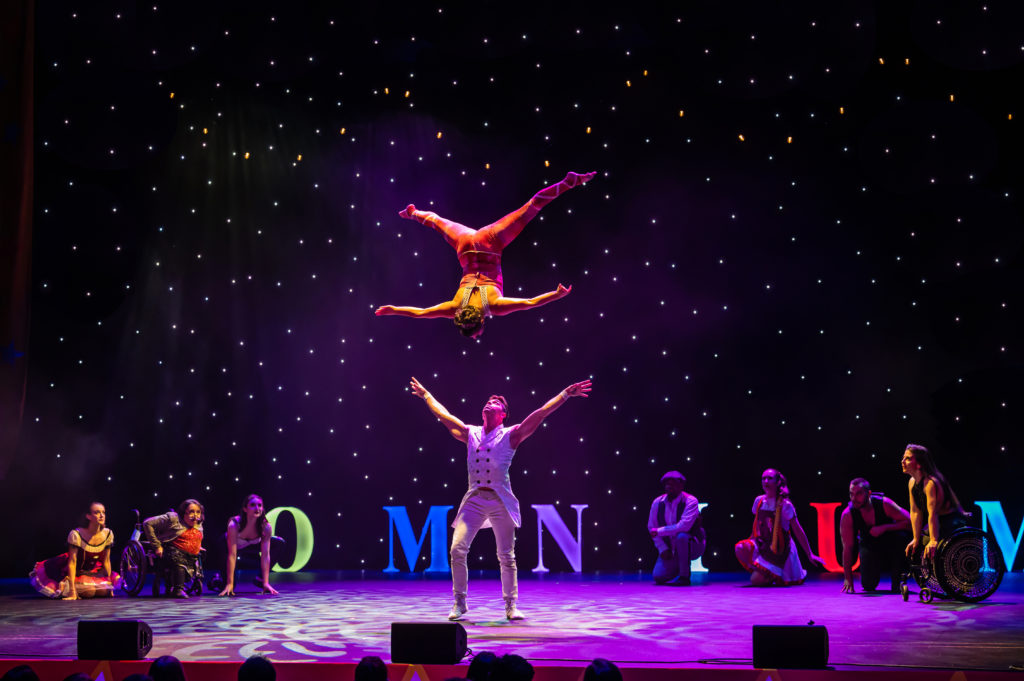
[409, 375, 592, 620]
[840, 477, 911, 593]
[30, 501, 120, 599]
[143, 499, 204, 598]
[735, 469, 823, 586]
[648, 471, 706, 586]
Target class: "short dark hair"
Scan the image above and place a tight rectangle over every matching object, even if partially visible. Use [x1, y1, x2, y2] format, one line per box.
[850, 477, 870, 491]
[238, 655, 275, 681]
[491, 654, 534, 681]
[148, 656, 187, 681]
[354, 656, 387, 681]
[177, 499, 204, 523]
[467, 651, 499, 681]
[583, 659, 623, 681]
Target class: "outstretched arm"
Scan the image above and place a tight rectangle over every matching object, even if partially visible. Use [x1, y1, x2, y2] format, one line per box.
[490, 284, 571, 316]
[510, 379, 592, 448]
[790, 514, 825, 568]
[839, 510, 856, 593]
[410, 377, 469, 443]
[376, 300, 459, 319]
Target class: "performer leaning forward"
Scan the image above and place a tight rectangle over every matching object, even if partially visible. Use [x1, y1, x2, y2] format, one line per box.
[409, 376, 592, 621]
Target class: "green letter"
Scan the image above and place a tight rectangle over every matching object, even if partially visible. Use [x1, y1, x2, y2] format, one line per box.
[265, 506, 314, 572]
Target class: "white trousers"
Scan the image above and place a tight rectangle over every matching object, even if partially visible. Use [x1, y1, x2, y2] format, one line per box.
[450, 489, 518, 601]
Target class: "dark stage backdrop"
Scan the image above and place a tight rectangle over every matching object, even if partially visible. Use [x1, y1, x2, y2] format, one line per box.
[4, 1, 1023, 577]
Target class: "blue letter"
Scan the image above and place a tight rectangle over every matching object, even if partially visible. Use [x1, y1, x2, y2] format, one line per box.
[976, 501, 1023, 572]
[532, 504, 588, 573]
[383, 505, 453, 573]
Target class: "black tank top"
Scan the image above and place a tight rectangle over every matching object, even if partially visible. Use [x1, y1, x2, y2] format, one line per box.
[851, 496, 887, 550]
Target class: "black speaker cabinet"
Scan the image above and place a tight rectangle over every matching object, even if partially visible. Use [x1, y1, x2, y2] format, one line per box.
[752, 624, 829, 669]
[77, 620, 153, 660]
[391, 622, 467, 664]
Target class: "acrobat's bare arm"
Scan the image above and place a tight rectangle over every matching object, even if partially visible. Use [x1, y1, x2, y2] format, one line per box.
[376, 300, 459, 319]
[410, 377, 469, 442]
[489, 284, 572, 316]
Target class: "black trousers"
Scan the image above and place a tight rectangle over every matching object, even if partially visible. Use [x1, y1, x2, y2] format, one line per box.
[859, 531, 909, 591]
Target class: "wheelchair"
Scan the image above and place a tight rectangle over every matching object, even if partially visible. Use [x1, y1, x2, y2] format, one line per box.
[119, 509, 205, 597]
[899, 527, 1005, 603]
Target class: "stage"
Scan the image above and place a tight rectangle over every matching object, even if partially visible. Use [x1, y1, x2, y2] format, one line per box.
[1, 572, 1022, 679]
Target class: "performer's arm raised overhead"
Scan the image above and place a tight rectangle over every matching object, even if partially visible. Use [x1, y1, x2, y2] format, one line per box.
[509, 379, 591, 449]
[489, 284, 572, 316]
[410, 376, 469, 443]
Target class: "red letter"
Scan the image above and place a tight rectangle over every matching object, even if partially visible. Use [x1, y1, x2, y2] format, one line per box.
[809, 502, 857, 573]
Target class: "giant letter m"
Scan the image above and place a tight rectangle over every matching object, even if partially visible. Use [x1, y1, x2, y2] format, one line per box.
[383, 505, 453, 573]
[977, 501, 1023, 572]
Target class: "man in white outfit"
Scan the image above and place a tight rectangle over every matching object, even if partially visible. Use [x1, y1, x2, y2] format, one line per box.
[409, 376, 592, 621]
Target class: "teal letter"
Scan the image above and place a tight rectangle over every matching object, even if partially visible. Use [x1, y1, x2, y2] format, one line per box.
[383, 505, 453, 573]
[976, 501, 1023, 572]
[265, 506, 314, 573]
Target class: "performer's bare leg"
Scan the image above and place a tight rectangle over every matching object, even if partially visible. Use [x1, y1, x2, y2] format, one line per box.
[478, 171, 596, 250]
[398, 204, 476, 249]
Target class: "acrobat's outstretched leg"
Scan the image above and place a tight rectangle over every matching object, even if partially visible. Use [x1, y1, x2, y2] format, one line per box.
[399, 204, 475, 249]
[479, 171, 596, 250]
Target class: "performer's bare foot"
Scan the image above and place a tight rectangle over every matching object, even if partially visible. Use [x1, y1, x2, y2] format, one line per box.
[564, 171, 596, 187]
[399, 204, 416, 219]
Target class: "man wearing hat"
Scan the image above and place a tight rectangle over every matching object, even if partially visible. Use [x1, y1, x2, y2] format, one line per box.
[648, 471, 705, 586]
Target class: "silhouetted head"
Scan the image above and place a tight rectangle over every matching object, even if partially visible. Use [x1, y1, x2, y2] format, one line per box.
[148, 656, 186, 681]
[467, 651, 499, 681]
[491, 655, 534, 681]
[238, 656, 275, 681]
[455, 306, 485, 338]
[354, 656, 387, 681]
[583, 659, 622, 681]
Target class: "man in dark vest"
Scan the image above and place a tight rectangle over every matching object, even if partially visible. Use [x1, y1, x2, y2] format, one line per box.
[840, 477, 912, 593]
[648, 471, 706, 586]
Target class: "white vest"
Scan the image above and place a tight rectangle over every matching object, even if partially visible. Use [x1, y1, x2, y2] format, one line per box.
[454, 424, 521, 528]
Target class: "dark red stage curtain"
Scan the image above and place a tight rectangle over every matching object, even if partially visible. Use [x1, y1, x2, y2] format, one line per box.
[0, 0, 33, 481]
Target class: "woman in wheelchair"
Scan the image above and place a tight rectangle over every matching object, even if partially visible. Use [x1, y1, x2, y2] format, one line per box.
[30, 502, 120, 599]
[902, 444, 968, 561]
[143, 499, 204, 598]
[218, 493, 278, 596]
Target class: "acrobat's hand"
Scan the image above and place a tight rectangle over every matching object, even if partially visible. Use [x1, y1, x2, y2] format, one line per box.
[808, 554, 825, 569]
[564, 379, 592, 398]
[218, 586, 235, 597]
[564, 171, 597, 187]
[375, 305, 396, 316]
[409, 376, 429, 399]
[555, 283, 572, 298]
[841, 578, 855, 594]
[399, 204, 417, 219]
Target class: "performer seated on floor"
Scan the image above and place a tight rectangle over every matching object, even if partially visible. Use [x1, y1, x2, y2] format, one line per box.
[30, 501, 120, 599]
[219, 493, 278, 596]
[735, 469, 824, 586]
[143, 499, 204, 598]
[902, 444, 969, 563]
[840, 477, 911, 593]
[648, 471, 706, 586]
[375, 171, 596, 338]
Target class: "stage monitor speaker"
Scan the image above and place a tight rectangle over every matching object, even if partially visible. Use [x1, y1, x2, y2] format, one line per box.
[77, 620, 153, 660]
[391, 622, 467, 664]
[752, 624, 829, 669]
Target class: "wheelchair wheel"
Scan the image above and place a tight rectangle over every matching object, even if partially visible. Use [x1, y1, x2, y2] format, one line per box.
[919, 587, 933, 603]
[933, 527, 1005, 603]
[187, 576, 203, 598]
[119, 542, 147, 596]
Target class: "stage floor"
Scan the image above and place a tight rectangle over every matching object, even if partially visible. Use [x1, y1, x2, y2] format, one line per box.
[1, 573, 1022, 672]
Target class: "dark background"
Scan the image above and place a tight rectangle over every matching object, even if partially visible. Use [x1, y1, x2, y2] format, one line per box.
[3, 0, 1023, 576]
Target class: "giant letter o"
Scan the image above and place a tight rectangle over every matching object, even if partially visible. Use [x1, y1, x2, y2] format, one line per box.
[265, 506, 314, 573]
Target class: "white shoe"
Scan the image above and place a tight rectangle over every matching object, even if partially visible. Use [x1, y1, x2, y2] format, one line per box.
[448, 597, 467, 621]
[505, 599, 525, 620]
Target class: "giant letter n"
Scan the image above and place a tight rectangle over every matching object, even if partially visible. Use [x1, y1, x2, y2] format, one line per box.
[976, 501, 1023, 572]
[531, 504, 588, 573]
[383, 505, 453, 573]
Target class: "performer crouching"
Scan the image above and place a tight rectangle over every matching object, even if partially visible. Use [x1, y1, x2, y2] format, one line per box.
[143, 499, 204, 598]
[409, 376, 592, 621]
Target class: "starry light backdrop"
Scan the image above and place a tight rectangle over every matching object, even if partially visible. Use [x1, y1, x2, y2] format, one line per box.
[4, 1, 1023, 576]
